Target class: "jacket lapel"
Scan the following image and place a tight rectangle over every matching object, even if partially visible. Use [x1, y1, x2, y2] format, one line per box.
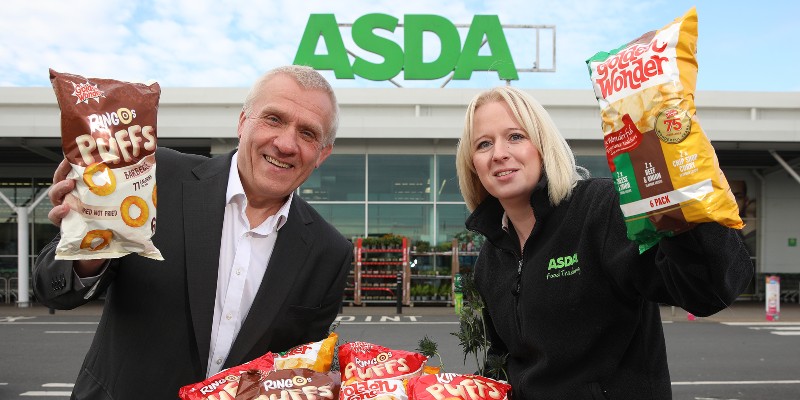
[224, 196, 314, 365]
[184, 152, 231, 373]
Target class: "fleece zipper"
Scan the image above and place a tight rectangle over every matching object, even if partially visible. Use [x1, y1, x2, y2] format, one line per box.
[513, 254, 524, 336]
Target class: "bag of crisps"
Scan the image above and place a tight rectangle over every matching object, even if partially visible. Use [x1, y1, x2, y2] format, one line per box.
[339, 342, 428, 385]
[274, 332, 338, 372]
[585, 7, 742, 252]
[340, 378, 409, 400]
[178, 352, 275, 400]
[50, 69, 163, 260]
[234, 368, 341, 400]
[406, 373, 511, 400]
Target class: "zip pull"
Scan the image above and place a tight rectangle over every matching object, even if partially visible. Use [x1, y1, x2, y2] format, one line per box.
[512, 258, 523, 297]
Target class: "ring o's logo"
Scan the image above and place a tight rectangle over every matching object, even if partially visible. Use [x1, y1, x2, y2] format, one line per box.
[292, 376, 308, 386]
[375, 352, 390, 363]
[655, 107, 691, 143]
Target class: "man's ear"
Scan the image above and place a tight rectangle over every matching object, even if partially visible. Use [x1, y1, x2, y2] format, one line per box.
[316, 145, 333, 168]
[236, 110, 247, 140]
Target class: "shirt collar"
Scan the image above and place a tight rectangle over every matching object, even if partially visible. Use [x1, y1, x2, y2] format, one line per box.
[501, 212, 510, 233]
[226, 151, 292, 232]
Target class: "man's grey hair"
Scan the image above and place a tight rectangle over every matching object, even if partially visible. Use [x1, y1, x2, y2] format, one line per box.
[243, 65, 339, 147]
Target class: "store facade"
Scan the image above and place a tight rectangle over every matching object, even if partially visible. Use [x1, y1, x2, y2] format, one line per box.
[1, 86, 799, 304]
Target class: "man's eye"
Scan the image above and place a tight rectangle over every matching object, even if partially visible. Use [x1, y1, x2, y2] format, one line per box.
[299, 130, 318, 142]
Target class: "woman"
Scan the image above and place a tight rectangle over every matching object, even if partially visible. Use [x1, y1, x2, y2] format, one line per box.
[455, 86, 753, 399]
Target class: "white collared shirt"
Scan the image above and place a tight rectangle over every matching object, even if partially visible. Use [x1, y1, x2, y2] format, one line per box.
[206, 151, 292, 377]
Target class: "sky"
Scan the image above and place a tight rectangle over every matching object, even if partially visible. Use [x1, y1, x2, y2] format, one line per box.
[2, 0, 799, 92]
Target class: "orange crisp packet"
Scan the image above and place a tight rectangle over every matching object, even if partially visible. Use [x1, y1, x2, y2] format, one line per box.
[274, 332, 338, 372]
[585, 7, 742, 252]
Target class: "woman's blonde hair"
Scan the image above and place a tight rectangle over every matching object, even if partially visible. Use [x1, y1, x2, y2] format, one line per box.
[456, 86, 583, 211]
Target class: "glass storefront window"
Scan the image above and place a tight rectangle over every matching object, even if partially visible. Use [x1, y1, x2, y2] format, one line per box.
[308, 204, 365, 241]
[576, 155, 612, 178]
[300, 154, 365, 201]
[436, 154, 462, 202]
[436, 204, 471, 247]
[368, 155, 432, 202]
[368, 204, 433, 243]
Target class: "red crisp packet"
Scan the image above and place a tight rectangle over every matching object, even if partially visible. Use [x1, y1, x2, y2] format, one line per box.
[339, 342, 427, 384]
[178, 353, 275, 400]
[234, 368, 341, 400]
[407, 373, 511, 400]
[340, 378, 408, 400]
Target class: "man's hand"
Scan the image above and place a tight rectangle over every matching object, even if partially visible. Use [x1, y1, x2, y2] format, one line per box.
[47, 159, 76, 227]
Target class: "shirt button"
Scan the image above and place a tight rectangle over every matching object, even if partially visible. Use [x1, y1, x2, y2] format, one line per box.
[216, 358, 222, 365]
[226, 313, 233, 320]
[235, 268, 242, 276]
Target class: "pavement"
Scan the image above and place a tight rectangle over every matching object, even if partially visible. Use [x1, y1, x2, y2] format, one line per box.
[1, 299, 799, 322]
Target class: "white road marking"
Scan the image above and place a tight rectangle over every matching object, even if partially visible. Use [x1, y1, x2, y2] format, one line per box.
[673, 380, 800, 385]
[20, 391, 71, 396]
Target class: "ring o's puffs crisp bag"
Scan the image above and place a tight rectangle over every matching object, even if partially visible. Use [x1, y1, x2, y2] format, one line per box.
[50, 69, 163, 260]
[585, 7, 742, 252]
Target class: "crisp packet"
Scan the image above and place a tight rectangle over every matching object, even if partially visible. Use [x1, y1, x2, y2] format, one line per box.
[340, 378, 409, 400]
[274, 332, 338, 372]
[406, 373, 511, 400]
[585, 7, 742, 252]
[177, 353, 275, 400]
[50, 69, 163, 260]
[339, 341, 428, 384]
[234, 368, 341, 400]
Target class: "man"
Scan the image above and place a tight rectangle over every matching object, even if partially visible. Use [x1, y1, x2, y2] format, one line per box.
[33, 66, 353, 399]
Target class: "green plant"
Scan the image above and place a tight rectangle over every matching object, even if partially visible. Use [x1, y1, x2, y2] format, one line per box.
[416, 335, 446, 372]
[380, 233, 404, 248]
[450, 271, 508, 379]
[414, 240, 431, 253]
[436, 241, 452, 252]
[439, 284, 451, 299]
[361, 237, 377, 248]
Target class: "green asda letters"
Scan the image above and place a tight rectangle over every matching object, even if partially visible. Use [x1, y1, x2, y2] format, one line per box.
[293, 14, 519, 81]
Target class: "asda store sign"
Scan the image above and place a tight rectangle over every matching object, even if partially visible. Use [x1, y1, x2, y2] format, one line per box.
[293, 14, 519, 81]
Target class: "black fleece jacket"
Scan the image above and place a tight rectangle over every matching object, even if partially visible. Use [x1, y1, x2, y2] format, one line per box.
[465, 177, 753, 400]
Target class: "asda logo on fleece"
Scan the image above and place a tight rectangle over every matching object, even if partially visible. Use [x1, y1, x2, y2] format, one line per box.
[546, 253, 580, 280]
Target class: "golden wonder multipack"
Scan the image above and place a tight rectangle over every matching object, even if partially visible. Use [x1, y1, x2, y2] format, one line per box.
[585, 7, 742, 252]
[50, 69, 162, 260]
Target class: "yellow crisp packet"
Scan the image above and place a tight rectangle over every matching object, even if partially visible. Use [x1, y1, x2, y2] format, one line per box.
[274, 332, 338, 372]
[585, 7, 742, 252]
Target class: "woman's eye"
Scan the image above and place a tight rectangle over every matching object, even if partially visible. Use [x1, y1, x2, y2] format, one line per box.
[476, 141, 492, 150]
[510, 133, 525, 141]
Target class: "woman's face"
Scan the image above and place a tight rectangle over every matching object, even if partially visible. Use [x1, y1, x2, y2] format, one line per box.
[471, 100, 542, 207]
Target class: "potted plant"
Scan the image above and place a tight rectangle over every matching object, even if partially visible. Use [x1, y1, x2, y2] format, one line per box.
[410, 285, 421, 301]
[436, 242, 452, 253]
[414, 240, 430, 253]
[439, 284, 451, 301]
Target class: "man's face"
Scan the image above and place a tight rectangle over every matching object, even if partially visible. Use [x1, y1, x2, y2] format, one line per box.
[236, 74, 333, 207]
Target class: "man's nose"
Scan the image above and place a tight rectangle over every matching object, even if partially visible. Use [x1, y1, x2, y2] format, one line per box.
[273, 126, 300, 154]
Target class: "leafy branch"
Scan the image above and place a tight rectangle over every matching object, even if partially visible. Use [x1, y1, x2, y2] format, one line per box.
[416, 335, 445, 372]
[450, 270, 507, 378]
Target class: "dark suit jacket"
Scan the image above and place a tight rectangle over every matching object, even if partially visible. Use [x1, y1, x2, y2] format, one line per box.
[33, 148, 353, 399]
